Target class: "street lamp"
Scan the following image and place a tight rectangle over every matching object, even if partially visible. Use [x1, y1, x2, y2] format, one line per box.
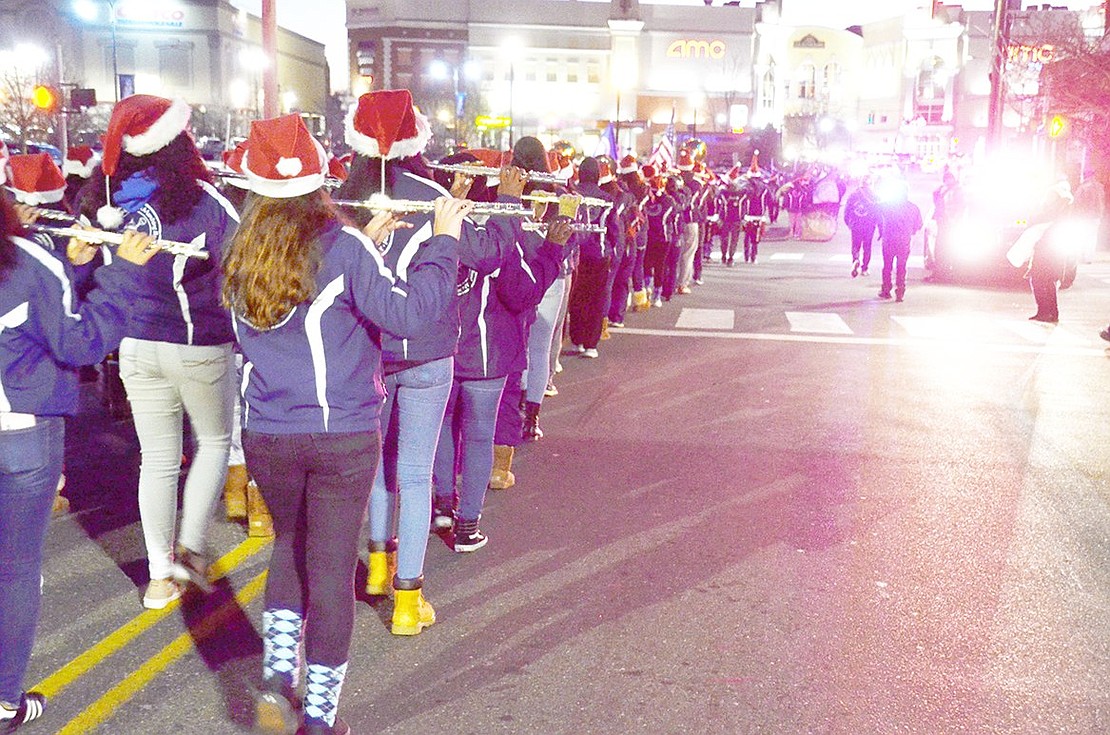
[428, 57, 480, 143]
[688, 90, 706, 135]
[239, 47, 269, 119]
[73, 0, 119, 102]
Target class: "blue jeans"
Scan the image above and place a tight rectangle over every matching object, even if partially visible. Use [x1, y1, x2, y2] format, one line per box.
[524, 277, 567, 404]
[0, 416, 64, 702]
[368, 357, 453, 580]
[432, 376, 507, 523]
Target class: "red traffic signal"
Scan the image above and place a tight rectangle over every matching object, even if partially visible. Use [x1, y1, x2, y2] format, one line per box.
[31, 85, 59, 113]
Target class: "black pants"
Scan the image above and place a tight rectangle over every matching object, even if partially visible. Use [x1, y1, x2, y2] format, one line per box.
[850, 226, 875, 270]
[244, 429, 379, 668]
[1030, 275, 1059, 320]
[881, 240, 911, 297]
[568, 256, 611, 349]
[743, 220, 763, 262]
[608, 249, 635, 323]
[721, 225, 740, 263]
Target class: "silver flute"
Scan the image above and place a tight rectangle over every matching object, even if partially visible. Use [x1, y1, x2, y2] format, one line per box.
[29, 223, 210, 260]
[332, 195, 534, 217]
[429, 163, 568, 185]
[211, 169, 345, 190]
[522, 222, 607, 234]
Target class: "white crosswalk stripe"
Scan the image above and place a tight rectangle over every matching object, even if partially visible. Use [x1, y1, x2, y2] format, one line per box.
[676, 308, 735, 330]
[768, 252, 804, 261]
[785, 311, 854, 334]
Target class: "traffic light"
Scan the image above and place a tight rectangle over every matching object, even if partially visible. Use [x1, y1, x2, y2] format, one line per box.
[1048, 114, 1067, 138]
[30, 85, 59, 113]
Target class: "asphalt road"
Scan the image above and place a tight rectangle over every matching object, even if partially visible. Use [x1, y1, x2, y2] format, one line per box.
[24, 191, 1110, 734]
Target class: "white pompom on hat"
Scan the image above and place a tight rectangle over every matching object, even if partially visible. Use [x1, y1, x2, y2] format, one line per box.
[63, 145, 100, 179]
[241, 114, 328, 198]
[676, 148, 695, 172]
[345, 89, 432, 160]
[6, 153, 67, 205]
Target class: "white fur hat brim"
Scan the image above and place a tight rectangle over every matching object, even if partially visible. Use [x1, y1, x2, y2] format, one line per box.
[122, 98, 191, 157]
[9, 186, 66, 206]
[344, 103, 432, 160]
[242, 139, 329, 199]
[63, 157, 100, 179]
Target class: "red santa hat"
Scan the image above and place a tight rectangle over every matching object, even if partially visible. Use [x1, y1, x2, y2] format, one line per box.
[747, 149, 761, 176]
[6, 153, 68, 205]
[676, 148, 695, 172]
[344, 89, 431, 160]
[241, 114, 328, 198]
[100, 95, 191, 177]
[63, 145, 100, 179]
[597, 156, 616, 185]
[617, 154, 639, 175]
[327, 154, 349, 182]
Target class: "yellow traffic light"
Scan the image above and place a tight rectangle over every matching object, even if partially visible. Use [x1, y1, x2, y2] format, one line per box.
[31, 85, 58, 113]
[1048, 114, 1067, 138]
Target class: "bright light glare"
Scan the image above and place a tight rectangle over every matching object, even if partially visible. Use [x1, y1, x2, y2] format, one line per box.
[282, 90, 298, 111]
[873, 174, 907, 203]
[818, 117, 835, 133]
[950, 218, 994, 262]
[428, 60, 449, 80]
[462, 60, 481, 81]
[73, 0, 100, 22]
[229, 78, 250, 109]
[239, 47, 269, 71]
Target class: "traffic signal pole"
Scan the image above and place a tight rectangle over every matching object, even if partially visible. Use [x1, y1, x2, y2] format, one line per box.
[262, 0, 279, 119]
[986, 0, 1010, 152]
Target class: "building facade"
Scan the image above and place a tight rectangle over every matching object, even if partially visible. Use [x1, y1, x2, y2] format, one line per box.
[0, 0, 328, 143]
[344, 0, 1104, 164]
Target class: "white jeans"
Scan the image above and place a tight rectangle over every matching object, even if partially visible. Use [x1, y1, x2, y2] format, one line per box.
[119, 338, 234, 580]
[676, 223, 700, 289]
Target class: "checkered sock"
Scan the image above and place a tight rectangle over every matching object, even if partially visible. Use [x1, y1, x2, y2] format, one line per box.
[303, 661, 348, 727]
[262, 608, 303, 689]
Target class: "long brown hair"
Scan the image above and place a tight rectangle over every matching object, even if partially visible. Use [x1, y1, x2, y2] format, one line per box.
[0, 195, 23, 284]
[222, 190, 339, 330]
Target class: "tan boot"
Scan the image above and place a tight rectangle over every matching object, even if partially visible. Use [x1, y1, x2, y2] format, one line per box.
[246, 480, 274, 538]
[488, 445, 516, 490]
[600, 317, 611, 341]
[391, 581, 435, 636]
[224, 464, 248, 521]
[52, 472, 69, 516]
[632, 289, 649, 312]
[366, 547, 397, 597]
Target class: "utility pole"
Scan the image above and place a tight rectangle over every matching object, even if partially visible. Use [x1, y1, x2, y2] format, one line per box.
[262, 0, 279, 118]
[986, 0, 1011, 152]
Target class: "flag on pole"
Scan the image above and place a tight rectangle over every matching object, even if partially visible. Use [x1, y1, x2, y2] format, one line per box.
[595, 123, 618, 160]
[648, 122, 675, 171]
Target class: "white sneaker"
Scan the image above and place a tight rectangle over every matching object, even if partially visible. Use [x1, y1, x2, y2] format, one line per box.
[143, 578, 183, 610]
[544, 383, 559, 397]
[572, 344, 585, 354]
[652, 298, 663, 307]
[581, 348, 599, 359]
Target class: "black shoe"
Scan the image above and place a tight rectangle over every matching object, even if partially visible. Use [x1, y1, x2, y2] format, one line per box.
[0, 693, 46, 732]
[878, 291, 892, 300]
[301, 717, 350, 735]
[895, 294, 904, 303]
[1099, 328, 1110, 342]
[523, 402, 543, 441]
[454, 523, 488, 553]
[851, 261, 860, 278]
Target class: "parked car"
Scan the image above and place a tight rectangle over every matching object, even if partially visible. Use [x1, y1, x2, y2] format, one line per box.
[2, 141, 63, 166]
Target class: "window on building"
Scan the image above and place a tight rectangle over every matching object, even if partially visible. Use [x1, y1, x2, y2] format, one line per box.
[587, 62, 600, 84]
[822, 61, 839, 100]
[547, 59, 558, 83]
[158, 44, 192, 89]
[761, 64, 775, 110]
[567, 57, 579, 83]
[797, 63, 815, 99]
[395, 46, 412, 68]
[524, 63, 537, 82]
[915, 57, 947, 124]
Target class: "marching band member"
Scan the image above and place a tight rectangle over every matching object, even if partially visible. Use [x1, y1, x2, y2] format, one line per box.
[0, 194, 156, 732]
[62, 146, 100, 209]
[336, 90, 522, 631]
[617, 155, 651, 314]
[223, 113, 464, 735]
[82, 94, 241, 609]
[643, 169, 679, 307]
[566, 156, 619, 359]
[599, 156, 635, 331]
[674, 148, 702, 294]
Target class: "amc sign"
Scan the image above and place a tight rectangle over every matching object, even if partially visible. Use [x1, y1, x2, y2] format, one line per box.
[667, 39, 727, 60]
[1007, 43, 1055, 65]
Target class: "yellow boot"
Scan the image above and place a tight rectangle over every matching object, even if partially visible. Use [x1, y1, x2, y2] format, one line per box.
[600, 317, 611, 341]
[246, 480, 274, 538]
[488, 445, 516, 490]
[52, 472, 69, 517]
[224, 464, 248, 521]
[632, 289, 649, 312]
[392, 581, 435, 636]
[366, 546, 397, 597]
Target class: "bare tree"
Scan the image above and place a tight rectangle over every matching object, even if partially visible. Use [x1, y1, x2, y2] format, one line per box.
[0, 66, 52, 148]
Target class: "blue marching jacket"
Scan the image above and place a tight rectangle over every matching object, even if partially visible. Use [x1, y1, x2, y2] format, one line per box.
[119, 181, 239, 346]
[454, 224, 564, 381]
[0, 236, 140, 417]
[232, 221, 458, 435]
[376, 170, 519, 367]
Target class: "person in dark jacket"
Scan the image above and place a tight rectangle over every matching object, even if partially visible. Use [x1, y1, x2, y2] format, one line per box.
[0, 195, 155, 732]
[432, 192, 566, 553]
[1025, 182, 1075, 323]
[877, 183, 923, 302]
[81, 95, 241, 610]
[739, 175, 773, 263]
[566, 157, 618, 358]
[643, 174, 679, 305]
[600, 157, 635, 330]
[335, 90, 522, 636]
[843, 178, 881, 277]
[223, 113, 463, 735]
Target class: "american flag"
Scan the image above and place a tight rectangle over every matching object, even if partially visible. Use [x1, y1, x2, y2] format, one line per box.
[648, 122, 675, 171]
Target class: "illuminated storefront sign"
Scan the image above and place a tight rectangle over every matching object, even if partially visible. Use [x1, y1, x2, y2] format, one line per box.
[1007, 43, 1055, 65]
[114, 2, 187, 29]
[666, 39, 727, 60]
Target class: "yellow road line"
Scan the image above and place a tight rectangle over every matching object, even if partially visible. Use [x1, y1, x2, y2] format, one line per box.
[54, 570, 268, 735]
[34, 536, 270, 698]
